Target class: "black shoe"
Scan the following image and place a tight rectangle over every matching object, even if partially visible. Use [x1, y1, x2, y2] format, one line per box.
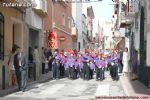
[18, 87, 21, 91]
[22, 89, 25, 92]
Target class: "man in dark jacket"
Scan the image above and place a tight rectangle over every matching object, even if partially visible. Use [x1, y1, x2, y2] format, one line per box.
[14, 46, 28, 92]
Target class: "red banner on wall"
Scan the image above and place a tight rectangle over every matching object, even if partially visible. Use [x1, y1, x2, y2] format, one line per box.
[48, 31, 58, 49]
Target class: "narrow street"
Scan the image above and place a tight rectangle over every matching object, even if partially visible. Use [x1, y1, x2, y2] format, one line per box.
[1, 72, 125, 100]
[1, 0, 150, 99]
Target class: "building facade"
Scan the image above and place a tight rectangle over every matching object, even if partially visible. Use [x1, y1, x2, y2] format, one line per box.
[86, 6, 95, 49]
[26, 0, 47, 79]
[113, 0, 150, 87]
[0, 0, 29, 87]
[0, 0, 48, 88]
[82, 14, 88, 49]
[44, 1, 73, 51]
[72, 1, 83, 51]
[102, 20, 114, 50]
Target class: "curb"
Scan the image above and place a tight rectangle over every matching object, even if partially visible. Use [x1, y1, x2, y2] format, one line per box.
[119, 76, 129, 96]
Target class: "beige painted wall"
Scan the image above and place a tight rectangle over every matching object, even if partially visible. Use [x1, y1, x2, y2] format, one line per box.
[0, 6, 24, 86]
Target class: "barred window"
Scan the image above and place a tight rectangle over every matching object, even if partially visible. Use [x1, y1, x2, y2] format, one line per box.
[0, 12, 4, 60]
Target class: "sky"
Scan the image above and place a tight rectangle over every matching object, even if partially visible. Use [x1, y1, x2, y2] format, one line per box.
[82, 0, 114, 35]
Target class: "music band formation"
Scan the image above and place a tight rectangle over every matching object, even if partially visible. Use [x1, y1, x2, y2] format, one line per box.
[52, 49, 122, 81]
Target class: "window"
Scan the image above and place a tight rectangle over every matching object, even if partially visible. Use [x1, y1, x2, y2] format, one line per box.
[62, 13, 65, 26]
[0, 12, 4, 60]
[68, 17, 71, 28]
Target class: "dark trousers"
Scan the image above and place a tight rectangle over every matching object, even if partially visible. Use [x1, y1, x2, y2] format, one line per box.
[119, 60, 123, 73]
[83, 64, 89, 80]
[96, 67, 100, 80]
[89, 69, 93, 79]
[15, 68, 21, 90]
[42, 63, 45, 74]
[103, 68, 105, 79]
[65, 68, 69, 77]
[100, 68, 105, 80]
[69, 67, 73, 78]
[21, 69, 28, 91]
[79, 69, 83, 78]
[52, 63, 60, 79]
[48, 60, 52, 71]
[96, 67, 105, 80]
[60, 64, 65, 77]
[111, 64, 119, 80]
[73, 68, 78, 79]
[109, 64, 113, 79]
[83, 66, 86, 79]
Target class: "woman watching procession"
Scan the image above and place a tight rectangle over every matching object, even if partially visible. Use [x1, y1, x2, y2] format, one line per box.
[51, 48, 122, 81]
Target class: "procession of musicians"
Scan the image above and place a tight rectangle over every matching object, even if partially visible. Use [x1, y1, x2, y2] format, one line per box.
[8, 44, 129, 92]
[47, 48, 128, 81]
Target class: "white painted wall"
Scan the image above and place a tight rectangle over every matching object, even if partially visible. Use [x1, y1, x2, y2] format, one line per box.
[103, 20, 113, 37]
[82, 14, 87, 34]
[72, 2, 83, 50]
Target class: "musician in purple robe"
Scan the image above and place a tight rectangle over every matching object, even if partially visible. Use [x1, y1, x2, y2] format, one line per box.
[82, 55, 90, 80]
[95, 55, 102, 80]
[68, 53, 75, 79]
[74, 59, 79, 79]
[64, 56, 69, 77]
[52, 56, 60, 79]
[89, 60, 95, 79]
[101, 57, 107, 80]
[77, 54, 83, 78]
[59, 53, 65, 78]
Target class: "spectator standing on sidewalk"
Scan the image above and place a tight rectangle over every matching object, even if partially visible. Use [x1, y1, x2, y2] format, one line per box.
[19, 47, 28, 92]
[28, 47, 34, 78]
[14, 46, 22, 90]
[41, 47, 46, 74]
[122, 47, 130, 76]
[47, 48, 52, 71]
[8, 44, 18, 86]
[33, 46, 40, 79]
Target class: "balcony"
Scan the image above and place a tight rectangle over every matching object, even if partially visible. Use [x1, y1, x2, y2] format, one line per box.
[32, 0, 47, 17]
[72, 27, 78, 36]
[59, 0, 68, 7]
[33, 8, 47, 17]
[120, 12, 134, 28]
[72, 27, 78, 42]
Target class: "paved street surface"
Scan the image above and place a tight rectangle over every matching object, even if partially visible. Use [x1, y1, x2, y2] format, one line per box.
[0, 72, 125, 100]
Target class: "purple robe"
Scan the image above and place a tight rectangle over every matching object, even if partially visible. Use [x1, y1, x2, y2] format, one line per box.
[68, 58, 74, 67]
[95, 58, 102, 68]
[74, 61, 78, 69]
[60, 55, 65, 64]
[77, 57, 83, 71]
[64, 62, 69, 70]
[101, 60, 107, 68]
[89, 63, 95, 70]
